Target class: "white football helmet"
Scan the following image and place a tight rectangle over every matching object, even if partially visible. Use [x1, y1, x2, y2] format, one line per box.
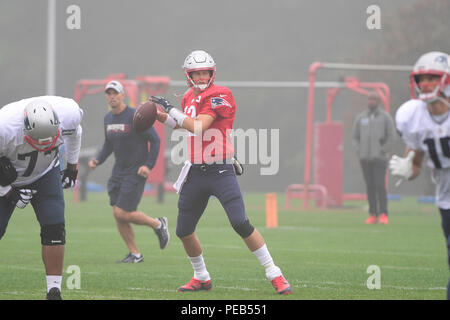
[23, 99, 60, 152]
[410, 51, 450, 103]
[183, 50, 216, 91]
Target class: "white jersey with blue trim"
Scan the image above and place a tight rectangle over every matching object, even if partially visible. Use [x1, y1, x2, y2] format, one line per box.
[395, 98, 450, 209]
[0, 96, 83, 188]
[396, 99, 450, 170]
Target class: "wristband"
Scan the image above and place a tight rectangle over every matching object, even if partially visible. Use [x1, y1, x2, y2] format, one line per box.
[163, 114, 178, 129]
[169, 108, 188, 127]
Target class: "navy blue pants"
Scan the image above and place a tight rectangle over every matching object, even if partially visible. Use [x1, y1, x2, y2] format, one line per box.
[176, 163, 248, 238]
[0, 166, 65, 240]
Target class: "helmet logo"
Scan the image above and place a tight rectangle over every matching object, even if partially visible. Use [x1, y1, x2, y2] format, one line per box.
[24, 114, 32, 131]
[193, 54, 207, 63]
[435, 55, 448, 67]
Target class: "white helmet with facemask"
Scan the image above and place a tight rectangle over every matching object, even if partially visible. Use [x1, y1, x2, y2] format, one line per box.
[183, 50, 216, 91]
[410, 51, 450, 105]
[23, 99, 60, 152]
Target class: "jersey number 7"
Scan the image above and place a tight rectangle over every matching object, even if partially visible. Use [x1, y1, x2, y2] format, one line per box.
[17, 149, 59, 177]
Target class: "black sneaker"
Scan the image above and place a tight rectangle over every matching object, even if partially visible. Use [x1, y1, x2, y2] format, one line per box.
[154, 217, 170, 249]
[118, 252, 144, 263]
[46, 287, 62, 300]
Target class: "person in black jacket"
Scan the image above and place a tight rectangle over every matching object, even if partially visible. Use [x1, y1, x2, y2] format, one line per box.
[88, 80, 169, 263]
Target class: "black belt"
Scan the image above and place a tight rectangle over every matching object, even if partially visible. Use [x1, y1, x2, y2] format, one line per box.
[191, 162, 230, 172]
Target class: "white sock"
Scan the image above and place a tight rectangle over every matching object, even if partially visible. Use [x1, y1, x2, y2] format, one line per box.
[252, 244, 282, 281]
[189, 254, 210, 281]
[133, 253, 142, 258]
[46, 275, 62, 292]
[155, 220, 162, 229]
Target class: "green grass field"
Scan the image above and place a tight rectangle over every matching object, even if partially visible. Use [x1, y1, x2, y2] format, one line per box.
[0, 191, 448, 300]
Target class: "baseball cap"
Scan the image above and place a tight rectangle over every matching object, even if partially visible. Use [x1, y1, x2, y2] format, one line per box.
[105, 80, 124, 94]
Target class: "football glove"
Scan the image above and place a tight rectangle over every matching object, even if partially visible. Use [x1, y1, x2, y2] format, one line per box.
[151, 96, 174, 113]
[389, 151, 415, 180]
[61, 168, 78, 189]
[0, 156, 18, 187]
[8, 188, 36, 209]
[151, 96, 187, 127]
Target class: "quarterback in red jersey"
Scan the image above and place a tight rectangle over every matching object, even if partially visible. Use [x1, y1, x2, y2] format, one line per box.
[151, 50, 292, 295]
[181, 83, 236, 164]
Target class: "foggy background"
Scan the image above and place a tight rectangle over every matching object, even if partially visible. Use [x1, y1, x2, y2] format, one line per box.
[1, 0, 449, 197]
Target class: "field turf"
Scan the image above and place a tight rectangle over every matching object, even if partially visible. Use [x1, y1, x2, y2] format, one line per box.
[0, 191, 448, 300]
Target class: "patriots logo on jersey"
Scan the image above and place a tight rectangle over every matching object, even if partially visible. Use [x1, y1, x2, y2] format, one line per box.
[211, 97, 232, 109]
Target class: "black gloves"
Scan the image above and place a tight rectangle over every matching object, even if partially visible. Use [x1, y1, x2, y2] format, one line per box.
[61, 164, 78, 189]
[8, 188, 36, 209]
[151, 96, 174, 113]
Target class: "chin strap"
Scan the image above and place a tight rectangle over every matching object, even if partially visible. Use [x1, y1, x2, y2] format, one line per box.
[437, 96, 450, 108]
[440, 84, 450, 107]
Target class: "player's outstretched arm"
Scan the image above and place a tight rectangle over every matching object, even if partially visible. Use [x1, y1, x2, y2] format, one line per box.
[151, 96, 214, 133]
[152, 96, 182, 130]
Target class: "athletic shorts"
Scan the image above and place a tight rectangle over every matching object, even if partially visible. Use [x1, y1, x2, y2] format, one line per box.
[176, 163, 248, 237]
[0, 166, 65, 239]
[107, 173, 146, 212]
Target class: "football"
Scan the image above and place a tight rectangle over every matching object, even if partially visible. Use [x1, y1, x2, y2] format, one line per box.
[133, 101, 157, 132]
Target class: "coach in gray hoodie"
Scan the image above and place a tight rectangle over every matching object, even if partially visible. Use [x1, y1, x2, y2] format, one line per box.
[352, 91, 396, 224]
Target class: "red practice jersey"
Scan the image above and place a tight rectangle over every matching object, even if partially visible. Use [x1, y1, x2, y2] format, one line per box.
[181, 84, 236, 164]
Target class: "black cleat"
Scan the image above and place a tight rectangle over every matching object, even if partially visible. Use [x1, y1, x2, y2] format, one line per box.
[118, 252, 144, 263]
[154, 217, 170, 249]
[46, 287, 62, 300]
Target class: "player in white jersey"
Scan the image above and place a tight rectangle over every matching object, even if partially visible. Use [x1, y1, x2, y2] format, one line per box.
[389, 51, 450, 300]
[0, 96, 83, 300]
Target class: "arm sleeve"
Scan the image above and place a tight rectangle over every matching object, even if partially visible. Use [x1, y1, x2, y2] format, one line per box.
[60, 102, 84, 164]
[96, 122, 113, 165]
[141, 127, 160, 170]
[96, 139, 113, 165]
[395, 102, 421, 150]
[62, 124, 82, 164]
